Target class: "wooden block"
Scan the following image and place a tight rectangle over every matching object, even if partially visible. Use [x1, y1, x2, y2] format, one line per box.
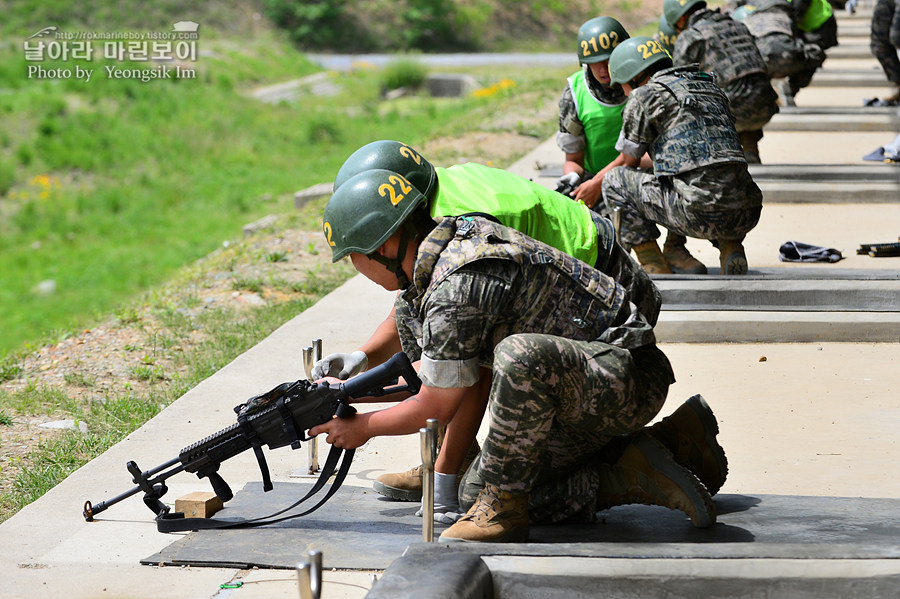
[175, 491, 224, 519]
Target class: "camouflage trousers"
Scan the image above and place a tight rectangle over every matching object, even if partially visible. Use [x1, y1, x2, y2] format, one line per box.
[462, 335, 672, 523]
[789, 16, 839, 94]
[601, 166, 763, 249]
[757, 33, 826, 79]
[871, 0, 900, 84]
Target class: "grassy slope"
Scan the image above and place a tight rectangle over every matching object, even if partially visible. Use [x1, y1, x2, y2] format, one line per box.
[0, 0, 659, 360]
[0, 14, 476, 358]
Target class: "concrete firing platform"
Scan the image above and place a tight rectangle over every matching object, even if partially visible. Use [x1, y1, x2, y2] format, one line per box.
[766, 109, 900, 131]
[807, 69, 894, 88]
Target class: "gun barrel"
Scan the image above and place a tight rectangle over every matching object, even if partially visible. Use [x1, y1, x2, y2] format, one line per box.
[83, 460, 185, 521]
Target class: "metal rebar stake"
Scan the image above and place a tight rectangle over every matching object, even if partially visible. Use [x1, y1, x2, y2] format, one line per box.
[612, 206, 622, 244]
[420, 418, 438, 542]
[296, 561, 312, 599]
[301, 341, 322, 475]
[296, 550, 322, 599]
[309, 340, 322, 474]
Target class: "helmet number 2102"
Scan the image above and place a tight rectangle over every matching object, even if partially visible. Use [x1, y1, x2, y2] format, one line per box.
[581, 31, 620, 58]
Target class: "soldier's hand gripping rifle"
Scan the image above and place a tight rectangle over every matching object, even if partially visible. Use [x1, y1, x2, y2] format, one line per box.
[83, 352, 421, 531]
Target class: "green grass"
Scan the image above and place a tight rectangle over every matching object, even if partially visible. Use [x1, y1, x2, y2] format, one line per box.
[0, 275, 352, 521]
[0, 32, 569, 359]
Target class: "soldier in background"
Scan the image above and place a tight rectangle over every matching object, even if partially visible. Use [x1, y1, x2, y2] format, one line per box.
[600, 36, 763, 276]
[555, 17, 641, 209]
[664, 0, 779, 163]
[654, 13, 679, 54]
[871, 0, 900, 105]
[729, 0, 826, 106]
[783, 0, 838, 103]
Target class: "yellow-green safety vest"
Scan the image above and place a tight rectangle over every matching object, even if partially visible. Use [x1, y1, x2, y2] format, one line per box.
[431, 163, 599, 267]
[567, 70, 625, 174]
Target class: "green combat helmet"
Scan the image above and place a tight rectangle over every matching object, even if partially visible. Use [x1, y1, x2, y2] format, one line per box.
[608, 36, 671, 86]
[576, 16, 629, 64]
[332, 140, 437, 199]
[731, 4, 757, 21]
[323, 168, 427, 289]
[655, 13, 678, 54]
[663, 0, 707, 29]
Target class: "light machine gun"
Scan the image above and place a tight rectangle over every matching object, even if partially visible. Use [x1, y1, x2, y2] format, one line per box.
[83, 352, 421, 531]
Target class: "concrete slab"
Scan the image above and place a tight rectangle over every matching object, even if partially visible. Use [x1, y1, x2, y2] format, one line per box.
[765, 111, 900, 131]
[790, 85, 890, 106]
[808, 70, 894, 88]
[656, 272, 900, 311]
[826, 44, 873, 59]
[748, 163, 900, 202]
[758, 130, 893, 164]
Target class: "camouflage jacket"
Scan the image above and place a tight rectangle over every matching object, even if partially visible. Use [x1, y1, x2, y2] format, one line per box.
[672, 8, 768, 87]
[395, 216, 655, 388]
[618, 65, 745, 176]
[741, 0, 798, 39]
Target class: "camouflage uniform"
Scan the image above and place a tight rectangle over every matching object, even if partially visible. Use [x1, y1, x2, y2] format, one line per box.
[557, 66, 627, 175]
[600, 65, 763, 248]
[396, 216, 674, 523]
[871, 0, 900, 87]
[672, 8, 779, 134]
[734, 0, 826, 78]
[787, 0, 838, 94]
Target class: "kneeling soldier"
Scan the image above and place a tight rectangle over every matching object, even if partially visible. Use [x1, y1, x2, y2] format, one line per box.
[310, 168, 719, 542]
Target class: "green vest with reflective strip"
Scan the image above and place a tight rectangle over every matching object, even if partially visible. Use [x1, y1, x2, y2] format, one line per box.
[567, 70, 625, 174]
[430, 163, 598, 267]
[790, 0, 833, 32]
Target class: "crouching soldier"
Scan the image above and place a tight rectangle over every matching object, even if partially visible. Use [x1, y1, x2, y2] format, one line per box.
[311, 168, 722, 541]
[600, 36, 763, 275]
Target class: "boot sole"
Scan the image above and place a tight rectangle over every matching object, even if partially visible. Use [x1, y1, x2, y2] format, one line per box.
[439, 525, 529, 543]
[372, 481, 422, 502]
[721, 253, 748, 275]
[686, 394, 729, 496]
[632, 433, 716, 528]
[668, 263, 708, 275]
[663, 252, 708, 275]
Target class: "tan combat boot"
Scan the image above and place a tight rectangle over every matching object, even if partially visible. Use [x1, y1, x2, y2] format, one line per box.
[717, 239, 748, 275]
[632, 241, 673, 274]
[596, 431, 716, 528]
[373, 430, 481, 501]
[646, 395, 728, 495]
[438, 484, 529, 542]
[663, 233, 707, 274]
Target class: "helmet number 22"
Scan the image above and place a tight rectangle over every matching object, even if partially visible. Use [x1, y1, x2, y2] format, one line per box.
[379, 174, 414, 206]
[638, 39, 665, 59]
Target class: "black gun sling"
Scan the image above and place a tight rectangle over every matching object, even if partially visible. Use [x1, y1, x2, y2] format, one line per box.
[156, 443, 354, 532]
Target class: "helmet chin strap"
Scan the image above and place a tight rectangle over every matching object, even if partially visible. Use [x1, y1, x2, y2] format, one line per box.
[369, 222, 416, 289]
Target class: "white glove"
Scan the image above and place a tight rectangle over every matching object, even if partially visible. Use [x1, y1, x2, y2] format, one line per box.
[311, 350, 368, 380]
[415, 471, 464, 524]
[556, 171, 581, 189]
